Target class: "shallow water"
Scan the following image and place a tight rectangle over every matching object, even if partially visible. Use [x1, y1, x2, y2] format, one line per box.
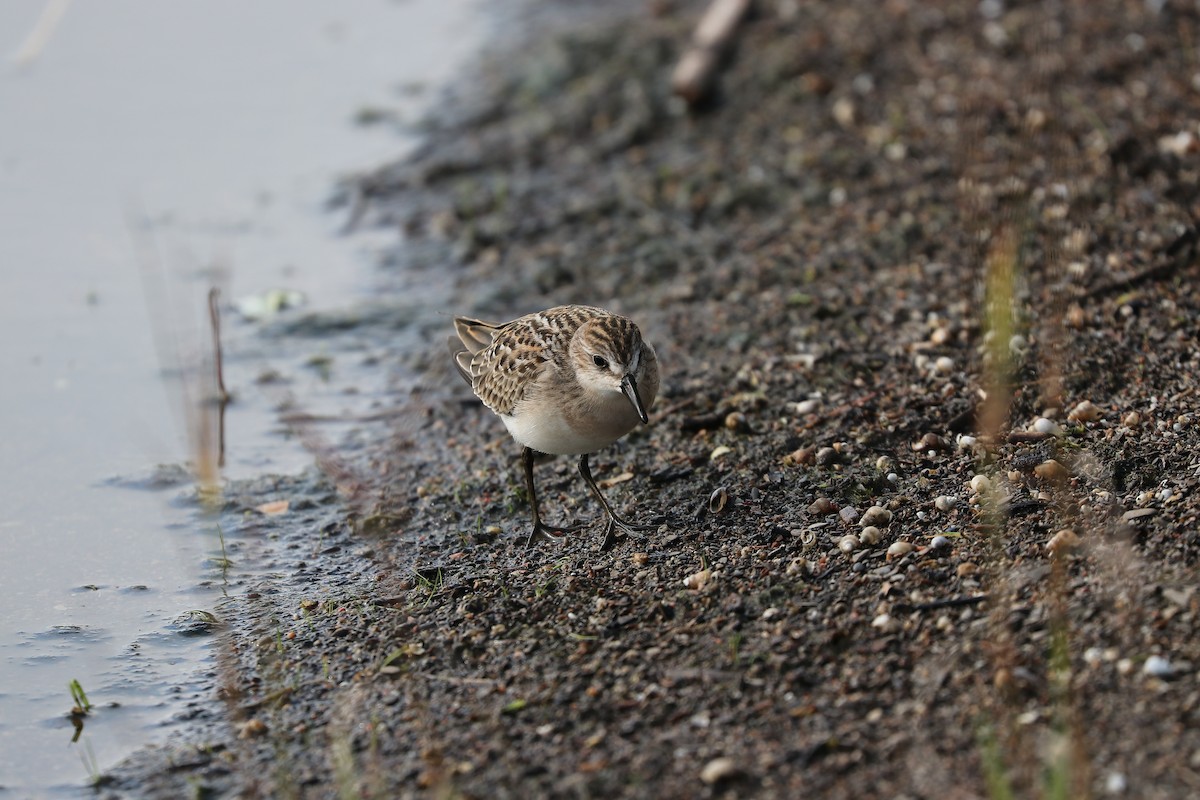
[0, 1, 483, 794]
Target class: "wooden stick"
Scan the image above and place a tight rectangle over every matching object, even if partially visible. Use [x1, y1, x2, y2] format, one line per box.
[671, 0, 752, 105]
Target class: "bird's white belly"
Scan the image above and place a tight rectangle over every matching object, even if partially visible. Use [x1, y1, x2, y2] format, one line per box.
[500, 393, 640, 456]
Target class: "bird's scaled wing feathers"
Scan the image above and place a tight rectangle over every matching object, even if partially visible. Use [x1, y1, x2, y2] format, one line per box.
[453, 316, 501, 355]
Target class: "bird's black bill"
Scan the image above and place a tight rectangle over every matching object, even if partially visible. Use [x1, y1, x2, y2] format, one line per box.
[620, 374, 650, 424]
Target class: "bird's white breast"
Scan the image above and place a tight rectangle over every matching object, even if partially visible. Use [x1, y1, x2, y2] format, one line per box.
[501, 388, 641, 456]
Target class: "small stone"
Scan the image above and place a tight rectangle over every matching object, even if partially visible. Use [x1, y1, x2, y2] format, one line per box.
[1066, 304, 1087, 329]
[837, 534, 860, 554]
[724, 411, 747, 431]
[699, 757, 739, 784]
[683, 568, 712, 590]
[808, 497, 837, 515]
[1046, 529, 1081, 556]
[860, 506, 893, 527]
[913, 432, 948, 452]
[1122, 411, 1141, 428]
[886, 541, 914, 560]
[872, 613, 899, 632]
[1121, 508, 1156, 522]
[930, 535, 951, 550]
[1034, 459, 1070, 481]
[969, 474, 992, 494]
[631, 552, 649, 566]
[934, 495, 958, 512]
[815, 446, 840, 466]
[238, 718, 268, 739]
[957, 562, 978, 578]
[1067, 400, 1102, 423]
[788, 446, 816, 465]
[875, 455, 893, 471]
[934, 355, 955, 373]
[1033, 417, 1063, 436]
[710, 445, 733, 461]
[858, 526, 881, 546]
[1105, 772, 1128, 794]
[839, 506, 860, 524]
[1116, 658, 1134, 676]
[791, 398, 820, 415]
[1143, 655, 1173, 678]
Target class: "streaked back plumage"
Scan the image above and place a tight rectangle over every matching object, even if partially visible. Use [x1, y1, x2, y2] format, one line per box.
[452, 305, 637, 417]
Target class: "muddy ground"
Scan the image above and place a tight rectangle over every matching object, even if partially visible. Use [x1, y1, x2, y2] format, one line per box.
[104, 1, 1200, 797]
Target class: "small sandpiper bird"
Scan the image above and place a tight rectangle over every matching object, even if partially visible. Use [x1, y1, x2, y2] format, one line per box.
[451, 305, 660, 550]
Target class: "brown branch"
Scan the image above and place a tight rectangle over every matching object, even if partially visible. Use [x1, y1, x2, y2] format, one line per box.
[670, 0, 752, 105]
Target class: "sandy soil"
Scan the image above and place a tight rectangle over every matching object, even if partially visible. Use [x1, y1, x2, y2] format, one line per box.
[103, 1, 1200, 797]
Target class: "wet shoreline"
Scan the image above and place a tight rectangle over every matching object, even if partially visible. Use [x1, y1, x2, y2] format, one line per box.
[105, 1, 1200, 797]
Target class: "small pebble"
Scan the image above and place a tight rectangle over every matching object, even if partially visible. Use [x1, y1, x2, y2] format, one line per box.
[1143, 655, 1173, 678]
[956, 562, 978, 578]
[886, 541, 913, 560]
[710, 445, 732, 461]
[934, 495, 958, 512]
[238, 718, 268, 739]
[788, 446, 815, 465]
[791, 398, 820, 415]
[724, 411, 747, 431]
[969, 474, 992, 494]
[1033, 417, 1063, 436]
[930, 535, 951, 550]
[837, 534, 860, 554]
[886, 472, 899, 483]
[1034, 459, 1070, 481]
[815, 446, 840, 466]
[1122, 411, 1141, 428]
[860, 506, 893, 527]
[1046, 528, 1081, 556]
[1116, 658, 1134, 676]
[699, 757, 739, 785]
[913, 432, 948, 452]
[1105, 772, 1128, 794]
[683, 568, 712, 590]
[875, 455, 892, 471]
[871, 613, 899, 632]
[839, 506, 860, 524]
[1067, 400, 1102, 423]
[859, 526, 881, 546]
[934, 355, 955, 373]
[808, 497, 837, 515]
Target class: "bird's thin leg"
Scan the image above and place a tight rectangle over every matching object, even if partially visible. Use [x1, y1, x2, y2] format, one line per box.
[577, 454, 658, 550]
[522, 447, 585, 548]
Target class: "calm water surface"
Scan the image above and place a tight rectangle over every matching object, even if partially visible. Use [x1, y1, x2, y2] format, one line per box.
[0, 1, 483, 794]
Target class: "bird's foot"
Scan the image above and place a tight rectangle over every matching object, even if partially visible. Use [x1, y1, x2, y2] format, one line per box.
[597, 514, 664, 551]
[525, 520, 587, 548]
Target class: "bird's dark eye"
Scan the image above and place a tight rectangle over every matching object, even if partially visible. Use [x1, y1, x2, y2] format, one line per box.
[592, 355, 609, 369]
